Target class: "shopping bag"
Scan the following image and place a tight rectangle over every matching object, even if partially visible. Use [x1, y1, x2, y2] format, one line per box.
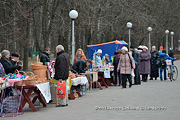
[56, 81, 66, 98]
[66, 77, 72, 90]
[3, 92, 19, 113]
[131, 69, 135, 77]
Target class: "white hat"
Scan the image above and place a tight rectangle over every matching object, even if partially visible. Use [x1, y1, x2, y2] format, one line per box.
[121, 46, 128, 52]
[142, 46, 148, 50]
[138, 45, 143, 49]
[97, 49, 102, 54]
[105, 54, 109, 57]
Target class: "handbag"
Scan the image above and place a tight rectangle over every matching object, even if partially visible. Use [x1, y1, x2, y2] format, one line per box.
[156, 59, 162, 67]
[128, 53, 133, 68]
[0, 103, 2, 117]
[3, 92, 19, 113]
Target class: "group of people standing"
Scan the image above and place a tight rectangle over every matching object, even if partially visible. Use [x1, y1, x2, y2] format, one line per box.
[113, 45, 176, 89]
[0, 44, 176, 107]
[40, 46, 92, 107]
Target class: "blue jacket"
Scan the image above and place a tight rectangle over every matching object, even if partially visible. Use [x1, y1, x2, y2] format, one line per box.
[93, 54, 101, 65]
[159, 53, 176, 61]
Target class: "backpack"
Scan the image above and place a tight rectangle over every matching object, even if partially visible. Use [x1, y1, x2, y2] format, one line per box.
[160, 56, 166, 66]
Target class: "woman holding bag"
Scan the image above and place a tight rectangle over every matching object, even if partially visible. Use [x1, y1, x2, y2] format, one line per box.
[117, 46, 135, 89]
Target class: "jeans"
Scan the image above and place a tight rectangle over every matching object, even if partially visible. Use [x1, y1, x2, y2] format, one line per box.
[160, 65, 167, 80]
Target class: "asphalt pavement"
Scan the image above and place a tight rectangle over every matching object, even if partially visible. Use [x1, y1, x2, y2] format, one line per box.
[4, 60, 180, 120]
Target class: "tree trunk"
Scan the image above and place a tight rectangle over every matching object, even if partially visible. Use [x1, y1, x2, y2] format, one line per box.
[23, 20, 30, 71]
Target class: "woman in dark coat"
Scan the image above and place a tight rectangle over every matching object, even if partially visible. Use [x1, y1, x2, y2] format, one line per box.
[113, 51, 121, 86]
[150, 46, 159, 80]
[0, 50, 21, 98]
[139, 46, 151, 82]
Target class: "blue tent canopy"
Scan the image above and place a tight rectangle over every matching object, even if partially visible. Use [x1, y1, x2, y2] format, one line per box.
[87, 40, 128, 67]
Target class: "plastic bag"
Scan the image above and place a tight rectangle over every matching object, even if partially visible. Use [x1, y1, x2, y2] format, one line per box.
[56, 81, 66, 98]
[131, 69, 135, 77]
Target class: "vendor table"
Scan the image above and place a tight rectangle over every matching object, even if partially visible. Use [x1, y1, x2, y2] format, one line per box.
[80, 72, 102, 90]
[98, 71, 115, 87]
[16, 85, 47, 112]
[69, 77, 88, 100]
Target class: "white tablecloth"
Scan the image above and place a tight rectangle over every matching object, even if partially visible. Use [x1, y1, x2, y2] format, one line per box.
[36, 82, 51, 103]
[72, 77, 88, 86]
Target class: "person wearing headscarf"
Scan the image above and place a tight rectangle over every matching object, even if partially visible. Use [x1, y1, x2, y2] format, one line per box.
[139, 46, 151, 82]
[104, 54, 110, 64]
[93, 49, 102, 66]
[73, 48, 86, 64]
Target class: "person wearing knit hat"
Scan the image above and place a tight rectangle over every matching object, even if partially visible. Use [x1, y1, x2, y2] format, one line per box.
[117, 46, 135, 88]
[0, 50, 21, 74]
[93, 49, 102, 66]
[142, 46, 148, 51]
[138, 45, 143, 50]
[139, 46, 151, 82]
[121, 46, 128, 52]
[130, 45, 134, 49]
[1, 50, 10, 58]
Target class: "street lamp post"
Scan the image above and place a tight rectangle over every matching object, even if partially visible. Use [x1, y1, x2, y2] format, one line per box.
[170, 31, 174, 50]
[127, 22, 132, 51]
[165, 30, 169, 54]
[179, 40, 180, 51]
[69, 10, 78, 64]
[147, 27, 152, 51]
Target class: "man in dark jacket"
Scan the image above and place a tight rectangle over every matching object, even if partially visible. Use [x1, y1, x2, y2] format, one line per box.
[71, 59, 92, 74]
[150, 46, 159, 80]
[40, 47, 50, 65]
[10, 53, 22, 67]
[54, 45, 70, 107]
[168, 48, 174, 58]
[130, 45, 141, 85]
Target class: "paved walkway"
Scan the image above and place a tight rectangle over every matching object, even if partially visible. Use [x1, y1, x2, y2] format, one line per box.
[5, 61, 180, 120]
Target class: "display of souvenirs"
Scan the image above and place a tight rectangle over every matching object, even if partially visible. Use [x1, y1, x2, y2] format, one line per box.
[47, 60, 55, 78]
